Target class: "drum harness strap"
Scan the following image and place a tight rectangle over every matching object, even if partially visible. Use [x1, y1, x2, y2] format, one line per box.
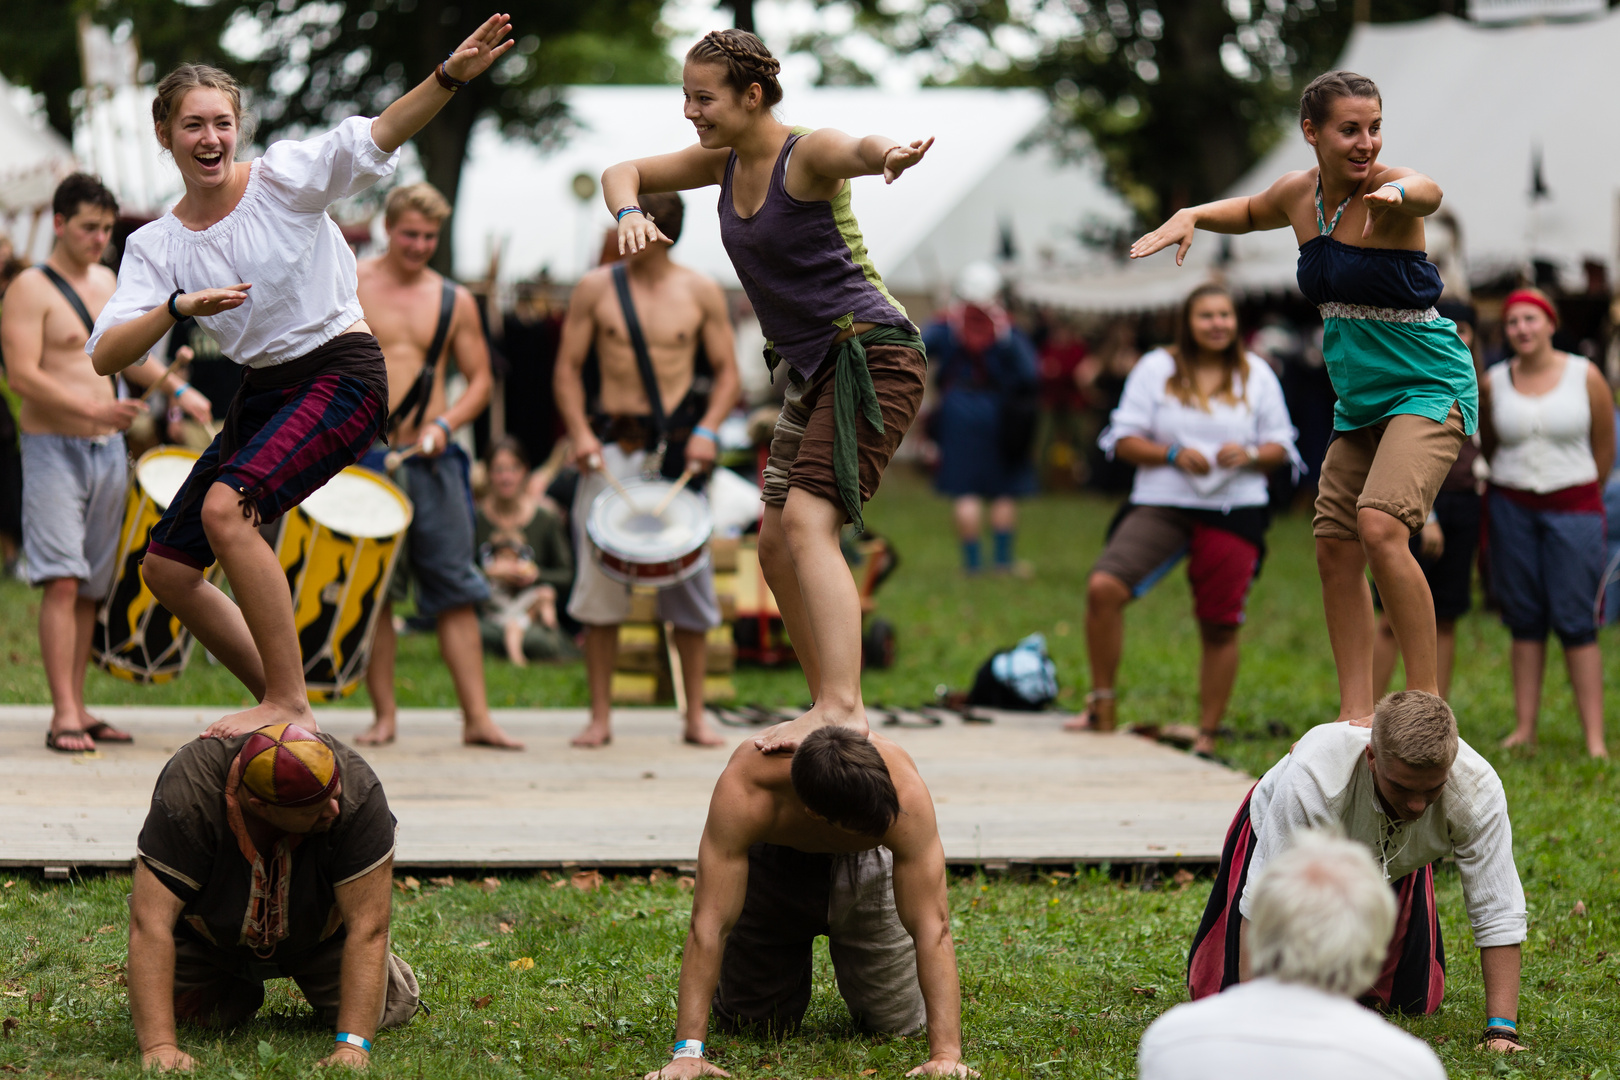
[38, 263, 124, 402]
[611, 262, 673, 479]
[386, 277, 457, 440]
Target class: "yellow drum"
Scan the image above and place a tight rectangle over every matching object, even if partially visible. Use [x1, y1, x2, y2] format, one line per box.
[273, 465, 412, 702]
[95, 447, 204, 683]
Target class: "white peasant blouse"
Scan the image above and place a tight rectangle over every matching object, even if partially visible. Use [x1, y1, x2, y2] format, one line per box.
[87, 116, 399, 369]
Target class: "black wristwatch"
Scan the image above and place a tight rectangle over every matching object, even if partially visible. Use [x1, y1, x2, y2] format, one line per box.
[167, 288, 185, 321]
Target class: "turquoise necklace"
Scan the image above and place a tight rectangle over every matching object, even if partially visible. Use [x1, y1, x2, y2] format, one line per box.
[1315, 174, 1352, 237]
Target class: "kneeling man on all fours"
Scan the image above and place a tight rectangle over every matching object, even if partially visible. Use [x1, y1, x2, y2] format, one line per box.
[646, 727, 975, 1079]
[128, 723, 419, 1072]
[1140, 829, 1446, 1079]
[1188, 690, 1527, 1053]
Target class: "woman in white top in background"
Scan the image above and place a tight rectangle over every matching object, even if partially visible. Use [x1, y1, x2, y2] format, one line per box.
[1067, 284, 1301, 758]
[86, 17, 514, 744]
[1480, 287, 1614, 757]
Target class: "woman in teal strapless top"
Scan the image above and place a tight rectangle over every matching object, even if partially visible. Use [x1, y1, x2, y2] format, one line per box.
[1129, 72, 1479, 738]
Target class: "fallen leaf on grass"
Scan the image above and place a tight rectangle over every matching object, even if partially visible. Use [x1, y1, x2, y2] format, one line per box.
[77, 936, 92, 944]
[1574, 900, 1588, 917]
[1130, 986, 1157, 998]
[471, 995, 493, 1010]
[509, 957, 535, 971]
[0, 1062, 25, 1073]
[862, 1071, 878, 1076]
[545, 1006, 559, 1013]
[472, 941, 492, 949]
[497, 922, 513, 934]
[571, 870, 603, 892]
[478, 877, 501, 893]
[1172, 869, 1195, 888]
[2, 1017, 16, 1038]
[549, 879, 567, 890]
[429, 876, 454, 887]
[677, 877, 695, 891]
[27, 993, 41, 1005]
[97, 925, 116, 934]
[649, 869, 668, 884]
[1, 881, 13, 889]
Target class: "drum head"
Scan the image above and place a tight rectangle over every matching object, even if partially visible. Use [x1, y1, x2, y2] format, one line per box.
[587, 478, 712, 565]
[135, 447, 203, 512]
[300, 467, 413, 538]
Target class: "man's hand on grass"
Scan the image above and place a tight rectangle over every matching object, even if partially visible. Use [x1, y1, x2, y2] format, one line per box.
[643, 1057, 729, 1079]
[906, 1054, 979, 1077]
[142, 1044, 196, 1071]
[315, 1043, 371, 1069]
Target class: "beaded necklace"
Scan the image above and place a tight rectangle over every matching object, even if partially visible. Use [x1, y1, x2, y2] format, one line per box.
[1315, 174, 1352, 237]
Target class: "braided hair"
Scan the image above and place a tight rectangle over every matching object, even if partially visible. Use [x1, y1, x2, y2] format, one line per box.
[1298, 70, 1380, 129]
[687, 29, 783, 109]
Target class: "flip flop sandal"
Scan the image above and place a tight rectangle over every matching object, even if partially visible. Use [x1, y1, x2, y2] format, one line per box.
[45, 730, 96, 753]
[82, 722, 133, 743]
[875, 705, 941, 728]
[709, 705, 775, 728]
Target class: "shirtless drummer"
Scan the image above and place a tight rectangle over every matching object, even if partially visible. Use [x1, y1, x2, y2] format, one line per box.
[0, 173, 212, 753]
[554, 191, 739, 748]
[354, 183, 520, 749]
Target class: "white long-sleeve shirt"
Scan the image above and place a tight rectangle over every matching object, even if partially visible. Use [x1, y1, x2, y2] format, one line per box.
[1242, 722, 1527, 949]
[1098, 348, 1303, 510]
[88, 116, 399, 369]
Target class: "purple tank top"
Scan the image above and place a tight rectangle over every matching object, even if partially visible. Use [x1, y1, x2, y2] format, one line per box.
[718, 131, 911, 379]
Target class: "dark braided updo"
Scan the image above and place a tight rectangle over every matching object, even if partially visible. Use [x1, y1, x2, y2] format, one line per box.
[687, 29, 783, 108]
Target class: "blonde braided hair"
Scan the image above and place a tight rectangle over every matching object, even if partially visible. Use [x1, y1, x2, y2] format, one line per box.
[687, 29, 783, 108]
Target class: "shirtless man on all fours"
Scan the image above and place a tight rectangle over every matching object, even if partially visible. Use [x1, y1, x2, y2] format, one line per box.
[554, 190, 739, 749]
[354, 182, 521, 750]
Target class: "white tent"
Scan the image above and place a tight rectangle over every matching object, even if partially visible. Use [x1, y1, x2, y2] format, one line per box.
[1022, 10, 1620, 313]
[451, 85, 1133, 296]
[0, 77, 76, 258]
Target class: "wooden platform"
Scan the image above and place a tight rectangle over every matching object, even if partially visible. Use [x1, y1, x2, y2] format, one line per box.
[0, 706, 1254, 870]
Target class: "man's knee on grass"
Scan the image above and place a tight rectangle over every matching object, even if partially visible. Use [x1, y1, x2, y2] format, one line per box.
[791, 727, 898, 838]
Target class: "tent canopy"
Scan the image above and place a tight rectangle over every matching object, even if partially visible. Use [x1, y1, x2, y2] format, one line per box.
[0, 77, 75, 216]
[451, 85, 1131, 293]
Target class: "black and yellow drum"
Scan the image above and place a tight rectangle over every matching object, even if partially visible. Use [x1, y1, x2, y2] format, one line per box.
[94, 447, 204, 683]
[273, 465, 412, 702]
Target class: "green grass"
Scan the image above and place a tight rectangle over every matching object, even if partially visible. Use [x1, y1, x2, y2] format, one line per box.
[1, 467, 1617, 1077]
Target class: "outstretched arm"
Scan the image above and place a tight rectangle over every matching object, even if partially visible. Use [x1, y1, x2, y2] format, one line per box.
[370, 14, 514, 153]
[1130, 172, 1298, 265]
[1360, 170, 1442, 240]
[793, 128, 934, 185]
[603, 147, 730, 256]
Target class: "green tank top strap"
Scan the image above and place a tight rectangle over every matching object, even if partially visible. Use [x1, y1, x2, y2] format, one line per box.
[1315, 174, 1351, 237]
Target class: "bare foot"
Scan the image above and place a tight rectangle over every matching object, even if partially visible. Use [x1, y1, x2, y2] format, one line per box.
[1500, 730, 1536, 750]
[752, 707, 868, 754]
[571, 721, 612, 748]
[1589, 745, 1610, 759]
[683, 716, 727, 747]
[464, 718, 525, 750]
[201, 699, 315, 740]
[355, 717, 397, 746]
[504, 623, 528, 668]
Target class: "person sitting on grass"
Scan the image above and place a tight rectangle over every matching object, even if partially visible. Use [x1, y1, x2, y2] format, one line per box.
[1140, 829, 1445, 1079]
[127, 723, 418, 1072]
[1187, 691, 1526, 1053]
[475, 438, 576, 665]
[643, 726, 974, 1079]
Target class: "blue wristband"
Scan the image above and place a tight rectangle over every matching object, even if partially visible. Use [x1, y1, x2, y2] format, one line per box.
[334, 1032, 372, 1053]
[1380, 181, 1406, 200]
[692, 425, 718, 443]
[1165, 442, 1182, 465]
[671, 1039, 704, 1059]
[1486, 1017, 1517, 1030]
[172, 381, 192, 398]
[433, 416, 453, 436]
[617, 206, 646, 222]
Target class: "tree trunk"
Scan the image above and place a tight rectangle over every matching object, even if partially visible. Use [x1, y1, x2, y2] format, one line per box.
[414, 92, 476, 276]
[724, 0, 756, 33]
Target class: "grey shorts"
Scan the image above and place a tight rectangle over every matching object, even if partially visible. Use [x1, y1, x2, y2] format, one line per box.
[364, 443, 490, 618]
[714, 843, 926, 1036]
[566, 444, 720, 632]
[21, 432, 127, 598]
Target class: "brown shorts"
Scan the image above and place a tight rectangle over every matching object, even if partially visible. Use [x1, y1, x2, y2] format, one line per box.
[171, 934, 420, 1030]
[762, 344, 927, 520]
[1313, 404, 1466, 540]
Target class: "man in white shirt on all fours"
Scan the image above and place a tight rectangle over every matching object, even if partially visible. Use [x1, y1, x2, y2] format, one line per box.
[1140, 830, 1446, 1079]
[1187, 691, 1527, 1054]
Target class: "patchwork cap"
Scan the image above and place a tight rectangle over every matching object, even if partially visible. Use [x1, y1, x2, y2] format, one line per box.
[237, 723, 341, 808]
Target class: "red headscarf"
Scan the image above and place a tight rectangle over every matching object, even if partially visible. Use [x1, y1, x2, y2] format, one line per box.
[1502, 289, 1559, 327]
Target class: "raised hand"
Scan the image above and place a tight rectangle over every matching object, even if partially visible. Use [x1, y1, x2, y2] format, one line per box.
[178, 283, 251, 319]
[444, 13, 515, 83]
[617, 211, 673, 256]
[1130, 209, 1198, 264]
[1361, 184, 1402, 239]
[883, 137, 934, 183]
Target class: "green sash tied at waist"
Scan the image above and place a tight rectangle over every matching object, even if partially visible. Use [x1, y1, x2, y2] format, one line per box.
[767, 318, 926, 533]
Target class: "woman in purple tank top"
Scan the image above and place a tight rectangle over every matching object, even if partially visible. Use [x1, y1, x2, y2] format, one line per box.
[602, 30, 939, 760]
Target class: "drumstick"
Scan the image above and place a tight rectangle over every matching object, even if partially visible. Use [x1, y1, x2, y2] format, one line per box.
[649, 468, 697, 518]
[383, 433, 439, 471]
[588, 454, 642, 509]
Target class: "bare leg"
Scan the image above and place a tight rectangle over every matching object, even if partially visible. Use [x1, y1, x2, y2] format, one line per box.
[672, 628, 723, 746]
[757, 503, 821, 700]
[1502, 639, 1545, 748]
[504, 621, 528, 667]
[1316, 535, 1376, 722]
[438, 604, 522, 749]
[753, 490, 865, 752]
[1067, 571, 1127, 731]
[1564, 641, 1607, 757]
[952, 495, 982, 542]
[192, 483, 313, 738]
[1361, 507, 1439, 696]
[989, 497, 1017, 534]
[357, 600, 398, 745]
[573, 624, 618, 747]
[1193, 621, 1239, 756]
[40, 578, 93, 749]
[1372, 613, 1401, 698]
[141, 555, 267, 701]
[1435, 619, 1458, 701]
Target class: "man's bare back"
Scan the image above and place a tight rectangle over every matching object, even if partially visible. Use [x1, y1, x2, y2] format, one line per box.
[1, 263, 134, 438]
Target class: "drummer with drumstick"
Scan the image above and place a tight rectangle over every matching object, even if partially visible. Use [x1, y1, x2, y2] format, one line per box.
[352, 183, 521, 750]
[554, 191, 740, 748]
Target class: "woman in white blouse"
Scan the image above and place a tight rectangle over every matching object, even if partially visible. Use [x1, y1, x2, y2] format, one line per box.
[85, 18, 514, 750]
[1480, 287, 1614, 757]
[1066, 284, 1301, 757]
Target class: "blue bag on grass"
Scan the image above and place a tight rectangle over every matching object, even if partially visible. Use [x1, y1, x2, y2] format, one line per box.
[966, 632, 1059, 710]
